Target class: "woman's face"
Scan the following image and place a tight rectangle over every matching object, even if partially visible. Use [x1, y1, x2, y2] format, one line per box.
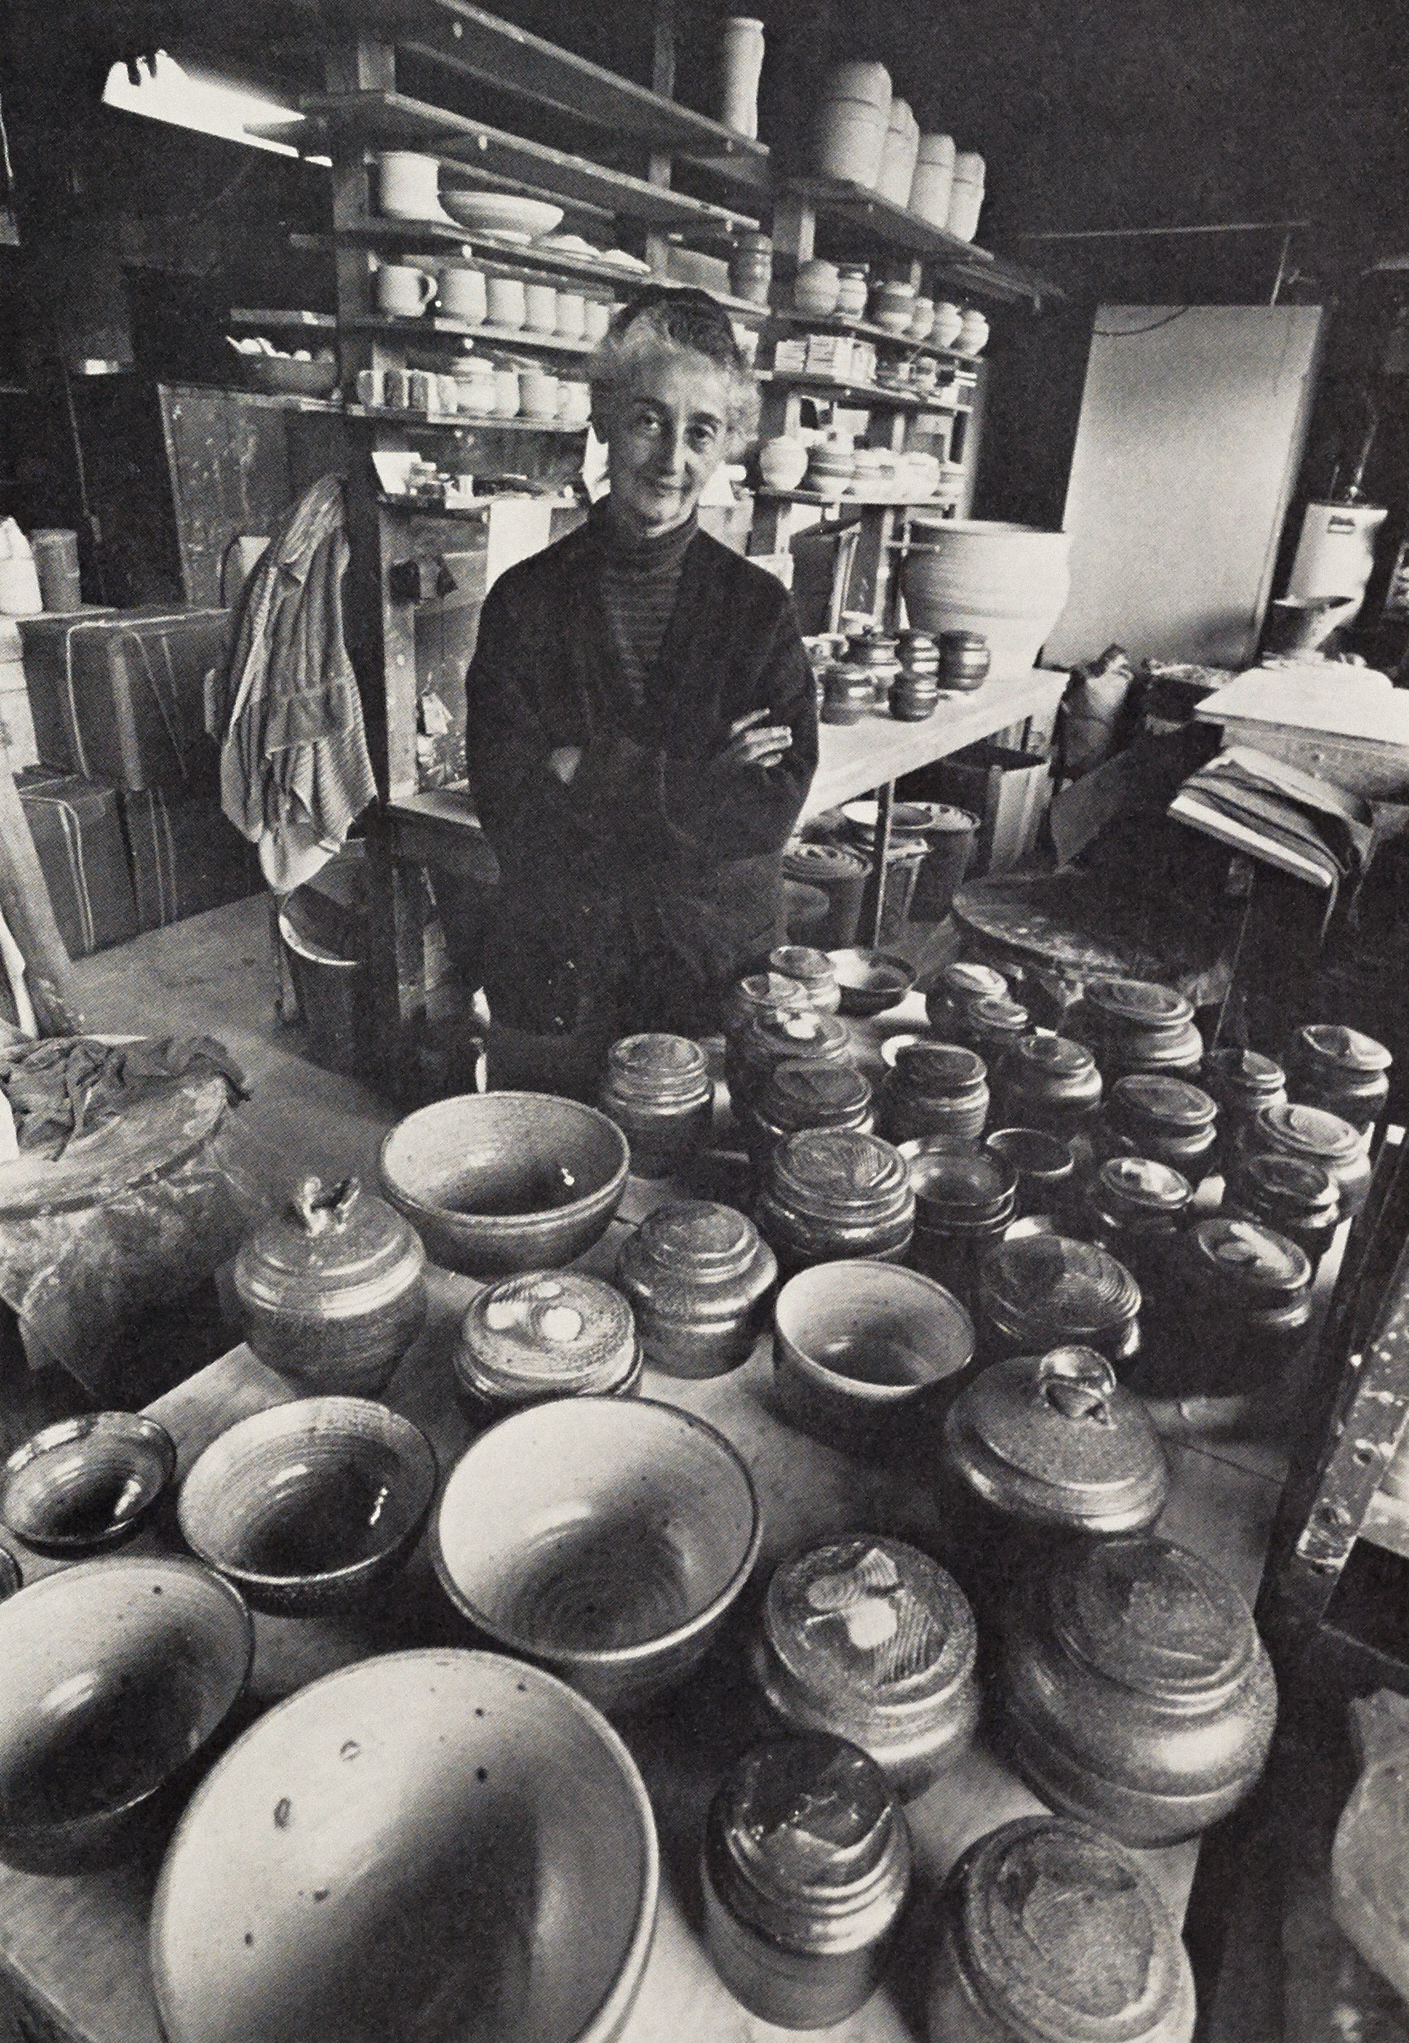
[599, 347, 732, 539]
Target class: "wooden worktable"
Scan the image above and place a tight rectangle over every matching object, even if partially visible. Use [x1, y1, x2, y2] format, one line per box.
[0, 1008, 1287, 2043]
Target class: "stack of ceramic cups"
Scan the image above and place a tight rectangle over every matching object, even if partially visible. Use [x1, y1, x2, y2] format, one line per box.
[909, 134, 956, 227]
[876, 98, 919, 205]
[814, 62, 892, 188]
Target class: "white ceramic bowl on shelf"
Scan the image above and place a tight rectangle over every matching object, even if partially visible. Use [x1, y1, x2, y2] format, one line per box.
[440, 191, 565, 239]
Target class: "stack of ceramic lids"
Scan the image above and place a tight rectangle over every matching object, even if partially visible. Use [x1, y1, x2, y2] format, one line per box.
[752, 1534, 979, 1801]
[929, 1817, 1197, 2043]
[1073, 977, 1204, 1079]
[1000, 1534, 1278, 1846]
[451, 1269, 641, 1418]
[614, 1201, 777, 1378]
[943, 1344, 1169, 1537]
[975, 1232, 1142, 1369]
[756, 1128, 914, 1272]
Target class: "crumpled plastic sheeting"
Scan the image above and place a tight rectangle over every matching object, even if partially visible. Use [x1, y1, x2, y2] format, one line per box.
[0, 1102, 275, 1399]
[0, 1034, 248, 1157]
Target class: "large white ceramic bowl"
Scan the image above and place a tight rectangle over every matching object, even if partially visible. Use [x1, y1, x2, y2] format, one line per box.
[440, 191, 565, 239]
[151, 1649, 659, 2043]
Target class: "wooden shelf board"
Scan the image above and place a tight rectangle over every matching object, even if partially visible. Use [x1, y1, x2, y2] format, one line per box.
[347, 403, 585, 432]
[229, 307, 337, 328]
[348, 312, 594, 354]
[764, 308, 984, 364]
[360, 0, 770, 183]
[290, 90, 760, 233]
[784, 179, 1064, 305]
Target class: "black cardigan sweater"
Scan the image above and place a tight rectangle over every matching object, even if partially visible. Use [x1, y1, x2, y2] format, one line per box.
[466, 511, 818, 1037]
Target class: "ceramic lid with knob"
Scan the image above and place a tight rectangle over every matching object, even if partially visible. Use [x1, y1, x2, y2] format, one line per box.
[1291, 1023, 1391, 1077]
[1184, 1216, 1311, 1303]
[935, 1816, 1196, 2043]
[452, 1270, 640, 1406]
[605, 1031, 711, 1105]
[1093, 1155, 1194, 1219]
[769, 1129, 912, 1224]
[1054, 1535, 1264, 1706]
[235, 1177, 425, 1315]
[1250, 1099, 1364, 1166]
[944, 1346, 1169, 1534]
[1203, 1046, 1286, 1110]
[964, 993, 1029, 1036]
[617, 1199, 775, 1296]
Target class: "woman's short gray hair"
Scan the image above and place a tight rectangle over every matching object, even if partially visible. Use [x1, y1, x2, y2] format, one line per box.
[588, 286, 760, 452]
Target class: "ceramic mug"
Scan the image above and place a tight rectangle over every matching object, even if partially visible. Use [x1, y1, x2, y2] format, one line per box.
[455, 363, 496, 415]
[524, 283, 558, 334]
[436, 375, 461, 413]
[408, 369, 436, 412]
[377, 151, 444, 222]
[558, 380, 592, 427]
[520, 368, 559, 420]
[486, 276, 527, 329]
[439, 266, 487, 323]
[555, 292, 587, 340]
[493, 366, 521, 417]
[382, 367, 410, 409]
[377, 264, 437, 317]
[584, 300, 612, 342]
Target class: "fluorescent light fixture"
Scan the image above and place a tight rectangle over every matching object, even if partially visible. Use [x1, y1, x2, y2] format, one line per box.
[102, 51, 328, 162]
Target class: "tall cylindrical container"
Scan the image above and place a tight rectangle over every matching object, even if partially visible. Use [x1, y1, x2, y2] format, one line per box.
[814, 62, 892, 187]
[909, 133, 956, 225]
[876, 98, 919, 205]
[945, 151, 986, 241]
[720, 17, 765, 139]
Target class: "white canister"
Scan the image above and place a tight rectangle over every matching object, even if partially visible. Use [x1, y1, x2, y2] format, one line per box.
[877, 99, 919, 207]
[439, 266, 487, 323]
[486, 276, 527, 329]
[492, 365, 521, 418]
[555, 292, 587, 340]
[524, 282, 558, 334]
[436, 375, 461, 413]
[759, 436, 811, 492]
[825, 61, 891, 108]
[720, 17, 765, 140]
[957, 310, 989, 357]
[584, 300, 612, 342]
[909, 133, 957, 226]
[558, 380, 592, 428]
[376, 151, 444, 222]
[0, 521, 42, 616]
[794, 259, 842, 316]
[815, 63, 891, 188]
[519, 367, 559, 421]
[932, 301, 964, 349]
[946, 152, 986, 242]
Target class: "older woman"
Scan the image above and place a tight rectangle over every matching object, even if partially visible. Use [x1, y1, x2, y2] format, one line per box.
[466, 287, 817, 1086]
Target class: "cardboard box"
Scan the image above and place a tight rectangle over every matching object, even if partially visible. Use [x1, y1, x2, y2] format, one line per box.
[17, 768, 139, 957]
[118, 787, 262, 931]
[18, 606, 229, 790]
[902, 743, 1054, 876]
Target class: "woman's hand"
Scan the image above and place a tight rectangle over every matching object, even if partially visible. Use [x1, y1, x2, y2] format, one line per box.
[718, 708, 793, 771]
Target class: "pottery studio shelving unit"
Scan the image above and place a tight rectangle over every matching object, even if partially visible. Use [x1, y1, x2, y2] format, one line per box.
[247, 2, 1060, 1094]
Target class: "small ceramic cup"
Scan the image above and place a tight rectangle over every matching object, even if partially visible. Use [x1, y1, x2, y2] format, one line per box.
[485, 276, 527, 329]
[438, 266, 487, 323]
[524, 282, 559, 333]
[520, 367, 559, 420]
[492, 365, 521, 417]
[376, 264, 436, 317]
[555, 291, 587, 340]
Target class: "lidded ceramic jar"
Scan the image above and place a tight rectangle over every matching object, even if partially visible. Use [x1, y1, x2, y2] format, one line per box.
[794, 257, 843, 316]
[938, 630, 991, 689]
[908, 1148, 1018, 1307]
[752, 1535, 979, 1800]
[952, 992, 1031, 1061]
[702, 1734, 912, 2030]
[233, 1176, 427, 1395]
[880, 1042, 989, 1148]
[871, 279, 918, 335]
[1074, 977, 1203, 1078]
[728, 231, 774, 305]
[724, 969, 811, 1039]
[743, 1060, 875, 1165]
[1286, 1022, 1392, 1137]
[890, 673, 940, 721]
[996, 1034, 1102, 1139]
[1202, 1046, 1286, 1133]
[451, 1269, 641, 1419]
[944, 1345, 1169, 1539]
[1141, 1216, 1312, 1398]
[601, 1031, 713, 1178]
[821, 662, 877, 723]
[727, 1005, 855, 1118]
[976, 1232, 1141, 1369]
[984, 1127, 1078, 1222]
[1001, 1534, 1278, 1845]
[806, 438, 857, 502]
[615, 1200, 777, 1378]
[757, 1129, 914, 1272]
[1240, 1099, 1372, 1216]
[1223, 1150, 1340, 1272]
[1104, 1074, 1218, 1179]
[928, 1816, 1197, 2043]
[898, 628, 940, 676]
[769, 944, 842, 1014]
[925, 959, 1009, 1033]
[1083, 1156, 1193, 1293]
[836, 263, 870, 317]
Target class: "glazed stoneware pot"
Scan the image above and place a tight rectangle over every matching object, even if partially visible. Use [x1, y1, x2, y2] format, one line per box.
[615, 1201, 778, 1378]
[827, 948, 916, 1016]
[772, 1258, 973, 1445]
[600, 1032, 713, 1179]
[1286, 1022, 1391, 1136]
[452, 1270, 642, 1417]
[1224, 1149, 1340, 1272]
[768, 944, 842, 1014]
[1071, 977, 1204, 1079]
[726, 1005, 854, 1118]
[758, 435, 810, 493]
[928, 1816, 1196, 2043]
[1138, 1216, 1313, 1399]
[1201, 1045, 1287, 1160]
[433, 1396, 761, 1713]
[1082, 1155, 1193, 1292]
[723, 969, 811, 1037]
[738, 1059, 874, 1167]
[880, 1041, 989, 1148]
[150, 1650, 660, 2043]
[378, 1092, 630, 1277]
[1001, 1534, 1277, 1846]
[703, 1735, 911, 2029]
[976, 1231, 1142, 1370]
[1238, 1098, 1372, 1216]
[995, 1034, 1102, 1139]
[1, 1411, 176, 1556]
[178, 1397, 438, 1618]
[233, 1176, 428, 1395]
[757, 1129, 914, 1274]
[0, 1556, 252, 1875]
[1102, 1074, 1219, 1180]
[906, 1148, 1018, 1311]
[924, 959, 1010, 1032]
[752, 1534, 979, 1800]
[983, 1127, 1079, 1222]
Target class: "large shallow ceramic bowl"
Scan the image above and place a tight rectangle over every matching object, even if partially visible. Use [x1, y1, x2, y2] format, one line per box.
[773, 1259, 975, 1444]
[440, 190, 565, 239]
[240, 354, 339, 399]
[178, 1397, 438, 1618]
[151, 1649, 659, 2043]
[434, 1397, 762, 1713]
[1, 1410, 176, 1556]
[378, 1091, 630, 1276]
[827, 948, 917, 1016]
[0, 1556, 252, 1875]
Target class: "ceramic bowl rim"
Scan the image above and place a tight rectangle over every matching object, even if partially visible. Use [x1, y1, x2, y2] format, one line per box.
[432, 1395, 763, 1672]
[0, 1554, 253, 1842]
[826, 947, 916, 991]
[0, 1411, 177, 1553]
[378, 1091, 631, 1239]
[177, 1396, 438, 1601]
[774, 1258, 976, 1405]
[149, 1646, 660, 2043]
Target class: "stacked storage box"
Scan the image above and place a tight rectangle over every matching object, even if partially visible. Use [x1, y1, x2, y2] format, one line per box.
[17, 606, 260, 948]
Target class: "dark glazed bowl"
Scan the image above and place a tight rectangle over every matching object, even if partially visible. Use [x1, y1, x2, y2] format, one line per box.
[178, 1397, 438, 1617]
[0, 1556, 253, 1875]
[434, 1396, 761, 1714]
[151, 1650, 659, 2043]
[1, 1411, 177, 1556]
[826, 949, 917, 1017]
[379, 1091, 630, 1276]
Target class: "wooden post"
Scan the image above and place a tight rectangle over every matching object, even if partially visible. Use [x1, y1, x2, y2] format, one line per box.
[0, 757, 84, 1035]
